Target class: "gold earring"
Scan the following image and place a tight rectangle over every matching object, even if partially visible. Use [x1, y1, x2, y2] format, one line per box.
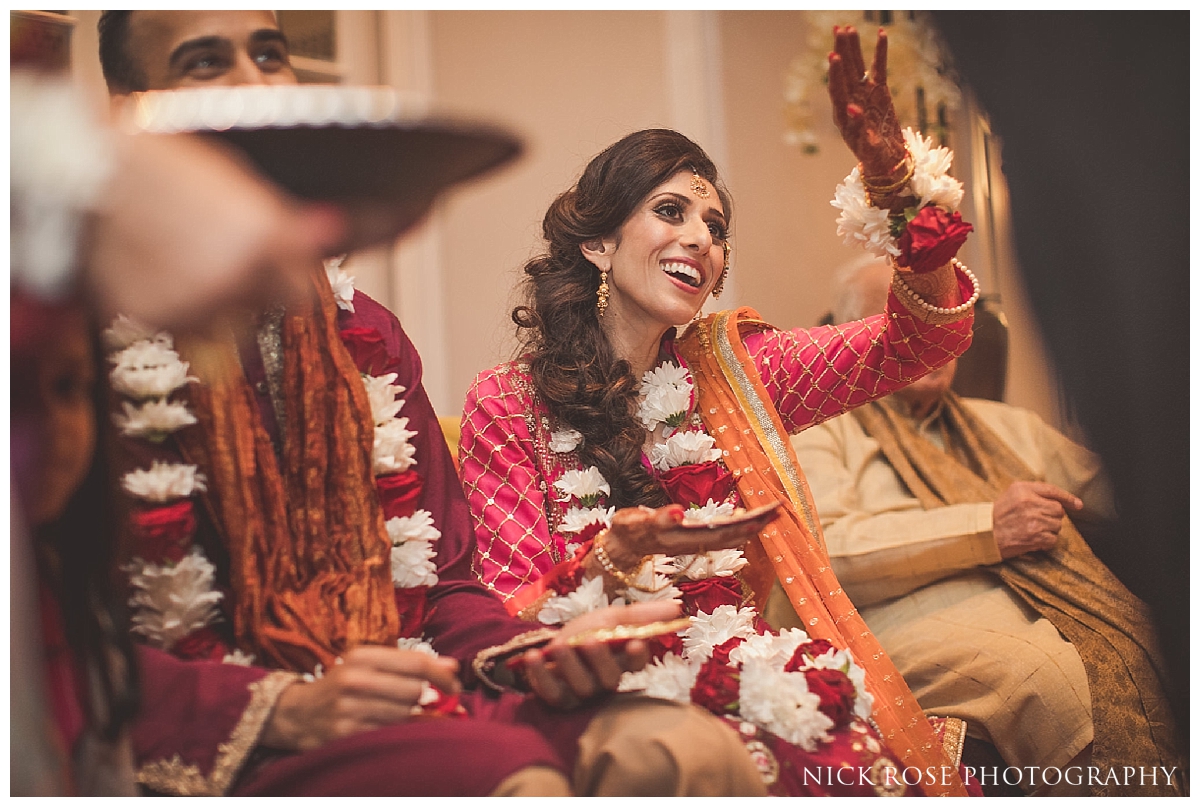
[597, 269, 610, 316]
[712, 242, 730, 298]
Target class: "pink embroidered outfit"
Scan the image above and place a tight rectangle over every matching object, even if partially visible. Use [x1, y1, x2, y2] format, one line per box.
[462, 287, 972, 601]
[461, 276, 978, 796]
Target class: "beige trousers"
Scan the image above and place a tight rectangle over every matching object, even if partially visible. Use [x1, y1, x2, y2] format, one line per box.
[491, 694, 769, 797]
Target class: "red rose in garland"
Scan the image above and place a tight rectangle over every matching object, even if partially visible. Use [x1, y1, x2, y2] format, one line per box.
[377, 470, 423, 520]
[679, 576, 744, 616]
[646, 630, 684, 662]
[130, 500, 197, 564]
[895, 206, 974, 274]
[340, 327, 401, 375]
[659, 461, 737, 507]
[709, 636, 744, 667]
[784, 639, 836, 672]
[171, 625, 229, 661]
[691, 655, 740, 715]
[804, 667, 857, 727]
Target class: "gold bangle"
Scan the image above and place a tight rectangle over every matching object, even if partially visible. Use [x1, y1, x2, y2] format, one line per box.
[593, 530, 670, 593]
[860, 154, 915, 196]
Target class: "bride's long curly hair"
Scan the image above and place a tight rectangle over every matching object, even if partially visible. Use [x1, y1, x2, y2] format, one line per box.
[513, 129, 732, 509]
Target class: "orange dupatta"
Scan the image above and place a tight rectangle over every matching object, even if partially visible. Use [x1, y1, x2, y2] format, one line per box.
[677, 307, 967, 796]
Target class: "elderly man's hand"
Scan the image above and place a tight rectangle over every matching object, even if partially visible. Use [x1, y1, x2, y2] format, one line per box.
[519, 601, 681, 710]
[993, 480, 1083, 559]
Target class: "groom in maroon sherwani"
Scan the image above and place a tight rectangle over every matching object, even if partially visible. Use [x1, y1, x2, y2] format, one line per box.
[97, 10, 766, 797]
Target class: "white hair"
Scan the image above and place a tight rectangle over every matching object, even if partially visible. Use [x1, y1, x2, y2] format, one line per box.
[830, 253, 894, 324]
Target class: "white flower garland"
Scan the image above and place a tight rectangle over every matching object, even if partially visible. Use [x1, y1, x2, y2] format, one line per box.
[122, 460, 207, 502]
[325, 255, 356, 312]
[107, 317, 223, 652]
[125, 548, 225, 650]
[540, 356, 874, 751]
[637, 361, 694, 433]
[830, 126, 964, 260]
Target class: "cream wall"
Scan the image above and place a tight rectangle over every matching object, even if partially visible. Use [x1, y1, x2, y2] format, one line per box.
[65, 10, 1068, 435]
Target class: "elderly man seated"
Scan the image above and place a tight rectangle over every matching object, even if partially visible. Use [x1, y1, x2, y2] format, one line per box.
[791, 256, 1182, 796]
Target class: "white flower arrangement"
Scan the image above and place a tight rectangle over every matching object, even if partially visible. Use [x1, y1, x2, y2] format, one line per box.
[637, 381, 692, 433]
[618, 652, 698, 703]
[109, 339, 197, 400]
[553, 466, 610, 507]
[388, 510, 441, 588]
[641, 362, 691, 390]
[222, 649, 256, 666]
[831, 166, 899, 259]
[738, 658, 834, 751]
[619, 563, 682, 605]
[537, 576, 621, 625]
[121, 461, 208, 503]
[557, 505, 614, 535]
[113, 398, 198, 441]
[681, 605, 759, 661]
[125, 548, 225, 649]
[549, 428, 583, 453]
[649, 430, 722, 471]
[636, 361, 694, 432]
[391, 540, 439, 588]
[397, 637, 438, 655]
[680, 499, 736, 526]
[904, 128, 964, 211]
[729, 627, 810, 668]
[831, 126, 963, 260]
[387, 509, 442, 544]
[667, 548, 748, 580]
[325, 256, 356, 312]
[102, 315, 163, 352]
[374, 416, 418, 475]
[363, 373, 407, 425]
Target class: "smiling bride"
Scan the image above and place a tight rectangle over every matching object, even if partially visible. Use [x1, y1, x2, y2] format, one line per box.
[459, 26, 981, 796]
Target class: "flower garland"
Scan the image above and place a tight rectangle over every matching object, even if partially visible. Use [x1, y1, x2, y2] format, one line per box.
[536, 359, 876, 756]
[104, 315, 234, 661]
[111, 261, 443, 672]
[831, 127, 973, 275]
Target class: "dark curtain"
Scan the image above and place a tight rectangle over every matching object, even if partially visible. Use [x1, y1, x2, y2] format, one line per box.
[931, 11, 1189, 749]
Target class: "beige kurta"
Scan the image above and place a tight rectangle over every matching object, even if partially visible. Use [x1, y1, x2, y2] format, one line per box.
[791, 397, 1116, 775]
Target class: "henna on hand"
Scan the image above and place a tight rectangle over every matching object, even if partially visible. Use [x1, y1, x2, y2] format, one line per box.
[827, 26, 907, 183]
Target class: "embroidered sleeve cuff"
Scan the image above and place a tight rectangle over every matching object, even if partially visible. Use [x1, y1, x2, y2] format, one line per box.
[135, 670, 300, 796]
[471, 627, 559, 693]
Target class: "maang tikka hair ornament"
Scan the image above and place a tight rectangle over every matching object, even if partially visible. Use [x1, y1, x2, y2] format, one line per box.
[689, 166, 711, 198]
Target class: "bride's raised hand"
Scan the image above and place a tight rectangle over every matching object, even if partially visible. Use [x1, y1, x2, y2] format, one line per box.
[827, 26, 908, 193]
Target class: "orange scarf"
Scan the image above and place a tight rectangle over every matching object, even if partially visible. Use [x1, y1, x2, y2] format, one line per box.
[678, 307, 967, 796]
[173, 267, 399, 672]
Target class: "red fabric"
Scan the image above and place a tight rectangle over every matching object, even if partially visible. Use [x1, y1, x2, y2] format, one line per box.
[231, 688, 586, 796]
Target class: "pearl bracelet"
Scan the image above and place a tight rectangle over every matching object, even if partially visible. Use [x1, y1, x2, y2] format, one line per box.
[892, 258, 980, 316]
